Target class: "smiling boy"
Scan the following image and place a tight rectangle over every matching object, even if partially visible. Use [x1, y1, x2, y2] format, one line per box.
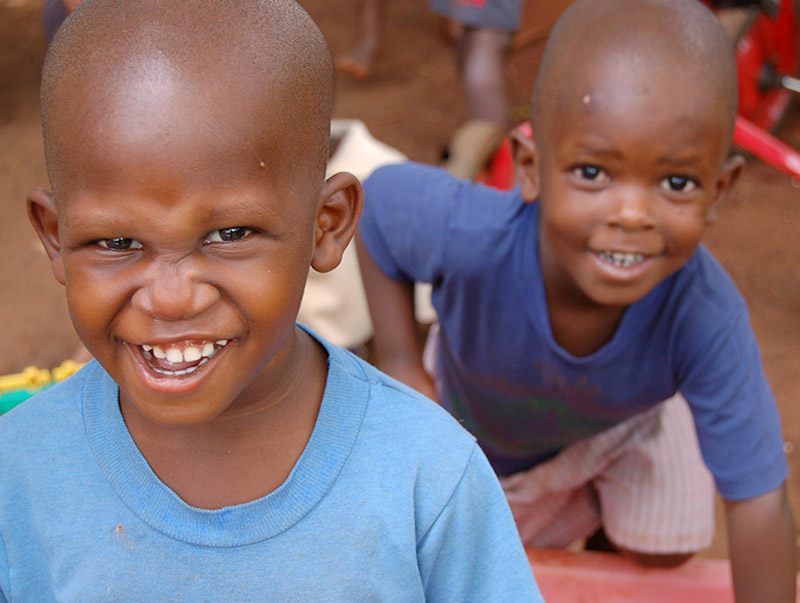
[0, 1, 542, 600]
[357, 0, 796, 600]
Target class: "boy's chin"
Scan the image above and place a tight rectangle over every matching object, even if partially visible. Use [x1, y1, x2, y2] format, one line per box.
[583, 284, 657, 309]
[111, 348, 241, 427]
[117, 387, 235, 427]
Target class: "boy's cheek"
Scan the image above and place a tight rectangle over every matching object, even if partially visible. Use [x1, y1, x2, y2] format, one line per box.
[62, 264, 124, 318]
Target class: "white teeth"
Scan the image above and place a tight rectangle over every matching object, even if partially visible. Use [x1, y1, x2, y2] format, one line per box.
[597, 250, 645, 268]
[166, 348, 183, 363]
[150, 357, 209, 377]
[140, 339, 230, 375]
[183, 346, 202, 362]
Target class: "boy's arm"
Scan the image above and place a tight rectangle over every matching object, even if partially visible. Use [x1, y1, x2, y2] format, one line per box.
[725, 483, 797, 602]
[356, 235, 438, 401]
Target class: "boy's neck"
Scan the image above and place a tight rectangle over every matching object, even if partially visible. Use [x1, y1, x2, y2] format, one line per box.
[120, 328, 328, 509]
[545, 290, 627, 357]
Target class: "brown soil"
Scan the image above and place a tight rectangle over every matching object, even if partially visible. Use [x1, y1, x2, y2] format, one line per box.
[1, 0, 799, 561]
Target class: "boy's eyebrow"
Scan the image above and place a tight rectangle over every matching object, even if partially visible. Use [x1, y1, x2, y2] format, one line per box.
[653, 154, 707, 169]
[563, 139, 712, 169]
[63, 193, 286, 233]
[202, 195, 285, 224]
[563, 142, 624, 161]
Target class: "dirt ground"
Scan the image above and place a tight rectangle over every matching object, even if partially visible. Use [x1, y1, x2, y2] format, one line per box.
[1, 0, 799, 562]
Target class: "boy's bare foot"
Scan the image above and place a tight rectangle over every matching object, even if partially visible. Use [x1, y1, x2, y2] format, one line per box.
[335, 43, 377, 79]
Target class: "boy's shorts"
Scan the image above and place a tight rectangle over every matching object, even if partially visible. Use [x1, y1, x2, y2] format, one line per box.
[429, 0, 524, 32]
[500, 394, 715, 554]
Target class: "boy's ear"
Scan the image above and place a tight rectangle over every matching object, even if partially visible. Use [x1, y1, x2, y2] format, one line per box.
[27, 187, 66, 285]
[706, 154, 746, 224]
[311, 171, 363, 273]
[510, 128, 540, 203]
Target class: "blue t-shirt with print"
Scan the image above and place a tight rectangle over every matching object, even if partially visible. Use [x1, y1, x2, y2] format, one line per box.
[359, 162, 787, 501]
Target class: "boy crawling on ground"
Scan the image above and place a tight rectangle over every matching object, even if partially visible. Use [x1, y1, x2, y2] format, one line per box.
[358, 0, 796, 600]
[0, 1, 542, 600]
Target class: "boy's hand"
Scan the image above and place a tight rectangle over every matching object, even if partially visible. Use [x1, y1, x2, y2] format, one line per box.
[725, 483, 797, 602]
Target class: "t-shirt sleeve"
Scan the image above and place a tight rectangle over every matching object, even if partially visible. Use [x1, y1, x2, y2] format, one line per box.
[416, 444, 544, 603]
[0, 531, 8, 603]
[359, 162, 459, 284]
[677, 296, 787, 501]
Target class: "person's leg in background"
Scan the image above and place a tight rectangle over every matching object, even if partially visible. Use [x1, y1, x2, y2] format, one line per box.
[42, 0, 69, 43]
[433, 0, 522, 179]
[42, 0, 83, 43]
[458, 26, 512, 129]
[336, 0, 384, 79]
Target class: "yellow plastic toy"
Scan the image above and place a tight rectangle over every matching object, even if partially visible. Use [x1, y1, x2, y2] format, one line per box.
[0, 361, 85, 414]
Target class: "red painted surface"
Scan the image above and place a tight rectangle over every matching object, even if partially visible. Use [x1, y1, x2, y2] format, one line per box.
[528, 548, 800, 602]
[529, 549, 736, 603]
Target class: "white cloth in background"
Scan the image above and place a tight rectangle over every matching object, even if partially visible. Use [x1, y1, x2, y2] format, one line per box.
[298, 119, 435, 348]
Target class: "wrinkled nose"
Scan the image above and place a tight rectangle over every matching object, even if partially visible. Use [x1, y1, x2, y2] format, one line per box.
[131, 259, 220, 321]
[608, 186, 655, 231]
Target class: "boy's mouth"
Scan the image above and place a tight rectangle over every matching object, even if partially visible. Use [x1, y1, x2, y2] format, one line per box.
[593, 250, 647, 268]
[139, 339, 230, 377]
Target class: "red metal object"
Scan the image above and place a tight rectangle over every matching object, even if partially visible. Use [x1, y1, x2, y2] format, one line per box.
[482, 139, 514, 189]
[733, 0, 798, 129]
[734, 114, 800, 177]
[478, 122, 531, 190]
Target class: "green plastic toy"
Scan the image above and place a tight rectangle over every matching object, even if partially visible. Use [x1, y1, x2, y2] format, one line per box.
[0, 361, 84, 415]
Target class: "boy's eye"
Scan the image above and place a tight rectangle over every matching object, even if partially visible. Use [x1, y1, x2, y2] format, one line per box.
[661, 175, 697, 193]
[204, 227, 253, 244]
[572, 165, 607, 182]
[97, 237, 143, 251]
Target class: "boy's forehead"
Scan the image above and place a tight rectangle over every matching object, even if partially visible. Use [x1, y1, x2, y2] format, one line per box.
[532, 0, 737, 140]
[66, 49, 289, 159]
[41, 0, 333, 193]
[554, 43, 715, 118]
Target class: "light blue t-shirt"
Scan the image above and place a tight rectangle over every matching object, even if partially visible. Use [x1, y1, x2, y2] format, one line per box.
[359, 162, 787, 501]
[0, 332, 542, 602]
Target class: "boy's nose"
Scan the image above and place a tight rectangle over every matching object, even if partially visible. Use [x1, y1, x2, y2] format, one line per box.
[608, 186, 655, 231]
[131, 260, 220, 321]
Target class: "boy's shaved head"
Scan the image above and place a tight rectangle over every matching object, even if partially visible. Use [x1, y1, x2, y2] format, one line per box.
[28, 0, 366, 430]
[40, 0, 333, 196]
[532, 0, 738, 156]
[516, 0, 746, 317]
